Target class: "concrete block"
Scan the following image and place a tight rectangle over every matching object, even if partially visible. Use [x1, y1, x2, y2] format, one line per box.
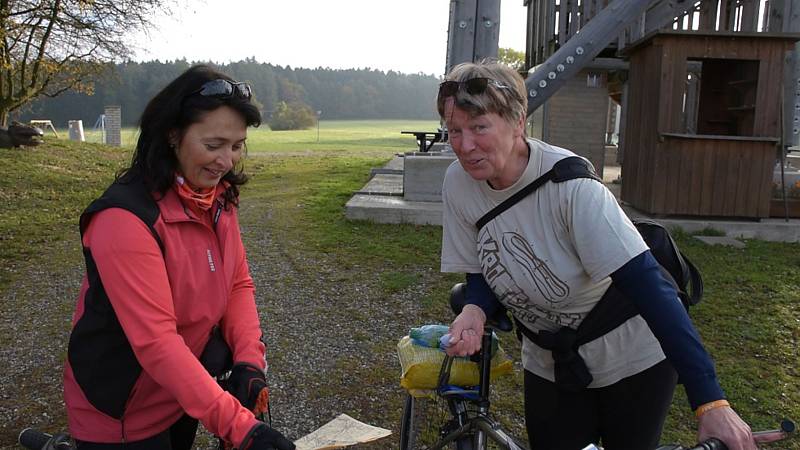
[605, 145, 619, 167]
[345, 194, 443, 225]
[356, 173, 403, 196]
[622, 205, 800, 243]
[693, 236, 746, 248]
[403, 154, 457, 202]
[429, 142, 453, 153]
[344, 155, 800, 238]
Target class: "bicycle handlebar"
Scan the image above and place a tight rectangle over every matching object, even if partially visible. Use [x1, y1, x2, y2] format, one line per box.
[655, 418, 796, 450]
[587, 438, 727, 450]
[684, 438, 726, 450]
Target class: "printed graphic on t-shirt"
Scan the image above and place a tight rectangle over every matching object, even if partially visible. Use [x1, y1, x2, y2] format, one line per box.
[502, 232, 569, 305]
[478, 228, 581, 328]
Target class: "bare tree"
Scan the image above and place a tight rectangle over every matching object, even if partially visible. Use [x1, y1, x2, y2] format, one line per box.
[0, 0, 173, 126]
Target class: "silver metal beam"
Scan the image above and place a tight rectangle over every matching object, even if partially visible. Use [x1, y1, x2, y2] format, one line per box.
[525, 0, 700, 114]
[446, 0, 501, 75]
[525, 0, 652, 113]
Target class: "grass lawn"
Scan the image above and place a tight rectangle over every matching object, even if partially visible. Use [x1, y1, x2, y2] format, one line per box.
[59, 119, 442, 154]
[1, 120, 798, 448]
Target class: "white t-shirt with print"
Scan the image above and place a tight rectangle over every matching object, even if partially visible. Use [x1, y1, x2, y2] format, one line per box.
[441, 138, 666, 387]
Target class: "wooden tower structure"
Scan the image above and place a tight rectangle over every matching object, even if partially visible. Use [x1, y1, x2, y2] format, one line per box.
[521, 0, 800, 218]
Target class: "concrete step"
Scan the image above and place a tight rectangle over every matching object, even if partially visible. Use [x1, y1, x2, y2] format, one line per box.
[354, 173, 403, 196]
[345, 194, 442, 225]
[345, 153, 800, 242]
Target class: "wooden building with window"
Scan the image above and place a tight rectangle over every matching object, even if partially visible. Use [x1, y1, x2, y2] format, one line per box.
[620, 31, 798, 218]
[523, 0, 800, 219]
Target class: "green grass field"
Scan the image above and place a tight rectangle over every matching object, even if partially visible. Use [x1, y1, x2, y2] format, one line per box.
[1, 120, 798, 448]
[60, 119, 441, 154]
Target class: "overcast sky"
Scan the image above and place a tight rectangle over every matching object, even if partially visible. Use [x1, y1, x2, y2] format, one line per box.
[132, 1, 528, 76]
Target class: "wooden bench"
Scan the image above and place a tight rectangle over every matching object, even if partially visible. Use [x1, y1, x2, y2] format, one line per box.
[401, 130, 444, 152]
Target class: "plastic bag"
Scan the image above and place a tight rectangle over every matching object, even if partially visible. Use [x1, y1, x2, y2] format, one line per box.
[409, 324, 449, 348]
[397, 334, 513, 391]
[409, 324, 499, 354]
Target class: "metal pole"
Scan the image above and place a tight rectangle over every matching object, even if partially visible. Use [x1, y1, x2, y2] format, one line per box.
[445, 0, 500, 75]
[316, 110, 322, 143]
[782, 146, 790, 221]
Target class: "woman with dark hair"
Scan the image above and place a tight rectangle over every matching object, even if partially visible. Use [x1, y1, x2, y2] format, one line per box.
[437, 61, 776, 450]
[63, 65, 294, 450]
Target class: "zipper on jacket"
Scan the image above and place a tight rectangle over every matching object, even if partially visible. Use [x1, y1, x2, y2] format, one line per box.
[178, 200, 224, 234]
[120, 384, 138, 443]
[213, 200, 223, 228]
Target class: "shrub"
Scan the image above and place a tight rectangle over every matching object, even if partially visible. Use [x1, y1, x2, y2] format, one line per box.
[268, 101, 317, 131]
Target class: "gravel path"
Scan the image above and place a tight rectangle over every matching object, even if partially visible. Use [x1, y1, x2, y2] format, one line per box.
[0, 258, 84, 449]
[238, 212, 438, 446]
[0, 199, 446, 449]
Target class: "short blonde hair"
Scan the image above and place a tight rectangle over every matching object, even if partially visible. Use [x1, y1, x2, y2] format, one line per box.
[437, 61, 527, 127]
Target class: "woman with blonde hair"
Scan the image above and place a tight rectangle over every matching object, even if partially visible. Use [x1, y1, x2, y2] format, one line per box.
[439, 60, 767, 450]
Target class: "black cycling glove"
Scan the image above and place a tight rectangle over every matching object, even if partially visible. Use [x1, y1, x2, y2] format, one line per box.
[227, 363, 269, 414]
[240, 423, 295, 450]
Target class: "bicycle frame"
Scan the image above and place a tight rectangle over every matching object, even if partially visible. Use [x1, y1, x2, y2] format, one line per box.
[429, 327, 529, 450]
[415, 328, 795, 450]
[433, 412, 525, 450]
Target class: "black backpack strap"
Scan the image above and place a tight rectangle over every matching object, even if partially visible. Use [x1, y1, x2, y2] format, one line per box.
[475, 170, 554, 231]
[661, 228, 703, 306]
[475, 156, 600, 231]
[683, 255, 703, 306]
[513, 284, 638, 391]
[632, 219, 704, 308]
[513, 286, 636, 351]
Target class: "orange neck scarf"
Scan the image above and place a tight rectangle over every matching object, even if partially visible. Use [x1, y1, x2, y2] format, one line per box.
[175, 175, 217, 211]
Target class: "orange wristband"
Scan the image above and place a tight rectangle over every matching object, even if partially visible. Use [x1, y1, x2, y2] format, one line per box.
[695, 399, 730, 418]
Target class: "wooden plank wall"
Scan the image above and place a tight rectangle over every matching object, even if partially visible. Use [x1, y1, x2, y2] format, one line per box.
[699, 1, 718, 30]
[621, 42, 662, 211]
[622, 33, 791, 217]
[525, 1, 770, 64]
[525, 0, 611, 65]
[614, 1, 768, 49]
[656, 137, 775, 217]
[664, 1, 763, 35]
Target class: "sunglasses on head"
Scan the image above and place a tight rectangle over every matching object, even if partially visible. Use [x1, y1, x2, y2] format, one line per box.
[437, 77, 511, 99]
[192, 79, 252, 100]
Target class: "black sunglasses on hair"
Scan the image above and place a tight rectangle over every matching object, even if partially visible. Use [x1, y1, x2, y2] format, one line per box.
[192, 79, 252, 100]
[437, 77, 511, 99]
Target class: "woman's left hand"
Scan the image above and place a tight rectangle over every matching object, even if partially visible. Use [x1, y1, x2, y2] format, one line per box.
[697, 405, 781, 450]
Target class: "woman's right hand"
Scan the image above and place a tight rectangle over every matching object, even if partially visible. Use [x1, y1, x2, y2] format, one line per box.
[241, 423, 295, 450]
[445, 304, 486, 357]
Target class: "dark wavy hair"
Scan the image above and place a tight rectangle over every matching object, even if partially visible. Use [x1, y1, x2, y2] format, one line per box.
[119, 64, 261, 207]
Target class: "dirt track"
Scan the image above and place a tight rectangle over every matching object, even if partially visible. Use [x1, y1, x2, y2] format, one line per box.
[0, 198, 449, 449]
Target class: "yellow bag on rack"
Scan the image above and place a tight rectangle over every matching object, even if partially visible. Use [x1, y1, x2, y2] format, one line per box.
[397, 335, 513, 391]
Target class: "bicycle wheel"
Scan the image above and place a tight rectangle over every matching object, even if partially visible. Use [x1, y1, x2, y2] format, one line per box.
[399, 393, 474, 450]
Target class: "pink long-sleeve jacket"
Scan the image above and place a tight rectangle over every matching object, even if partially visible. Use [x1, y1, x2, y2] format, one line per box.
[63, 178, 265, 446]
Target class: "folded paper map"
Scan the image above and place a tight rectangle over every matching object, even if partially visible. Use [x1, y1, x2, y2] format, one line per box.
[293, 413, 392, 450]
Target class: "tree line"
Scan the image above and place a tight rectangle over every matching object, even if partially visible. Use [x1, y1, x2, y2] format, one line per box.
[18, 59, 442, 128]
